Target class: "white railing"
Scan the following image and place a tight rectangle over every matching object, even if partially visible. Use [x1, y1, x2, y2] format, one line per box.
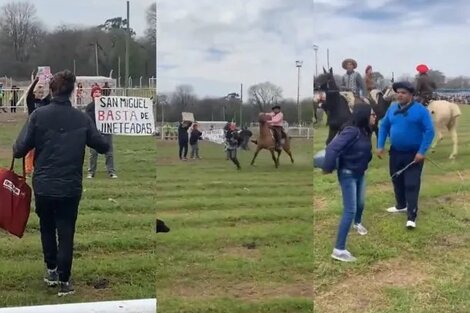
[0, 298, 157, 313]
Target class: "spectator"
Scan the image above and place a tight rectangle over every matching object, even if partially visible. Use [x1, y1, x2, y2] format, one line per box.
[86, 86, 118, 178]
[178, 120, 192, 160]
[189, 123, 203, 159]
[13, 70, 109, 296]
[377, 81, 435, 229]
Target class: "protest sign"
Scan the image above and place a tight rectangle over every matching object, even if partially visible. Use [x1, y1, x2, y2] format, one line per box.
[37, 66, 53, 83]
[182, 112, 194, 122]
[94, 96, 155, 136]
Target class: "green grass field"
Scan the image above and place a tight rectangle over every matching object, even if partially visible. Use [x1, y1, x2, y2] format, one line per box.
[313, 106, 470, 312]
[156, 136, 313, 312]
[0, 113, 155, 307]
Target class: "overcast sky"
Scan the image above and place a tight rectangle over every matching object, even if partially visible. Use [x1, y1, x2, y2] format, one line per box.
[32, 0, 153, 37]
[313, 0, 470, 81]
[157, 0, 314, 100]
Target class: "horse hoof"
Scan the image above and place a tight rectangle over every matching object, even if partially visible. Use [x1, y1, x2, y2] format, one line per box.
[449, 155, 456, 160]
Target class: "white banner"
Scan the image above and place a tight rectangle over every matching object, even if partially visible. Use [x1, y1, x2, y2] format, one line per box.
[94, 96, 155, 136]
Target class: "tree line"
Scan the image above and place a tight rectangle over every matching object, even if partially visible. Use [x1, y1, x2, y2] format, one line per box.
[0, 1, 156, 86]
[157, 82, 313, 126]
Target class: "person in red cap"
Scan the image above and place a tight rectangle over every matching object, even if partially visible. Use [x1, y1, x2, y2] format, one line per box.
[415, 64, 436, 106]
[85, 85, 118, 178]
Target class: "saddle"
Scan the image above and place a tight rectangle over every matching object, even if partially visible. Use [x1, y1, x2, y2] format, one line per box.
[339, 91, 372, 113]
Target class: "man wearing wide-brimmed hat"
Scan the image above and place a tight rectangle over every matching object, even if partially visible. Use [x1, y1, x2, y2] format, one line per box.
[415, 64, 436, 106]
[267, 105, 285, 149]
[341, 58, 367, 97]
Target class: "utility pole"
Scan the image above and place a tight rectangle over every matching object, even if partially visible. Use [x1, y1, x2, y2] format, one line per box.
[296, 60, 303, 126]
[240, 83, 243, 126]
[125, 1, 130, 90]
[326, 48, 330, 69]
[95, 42, 99, 75]
[118, 56, 121, 87]
[73, 59, 76, 75]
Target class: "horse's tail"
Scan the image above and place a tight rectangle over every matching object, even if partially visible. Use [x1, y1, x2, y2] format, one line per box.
[251, 139, 258, 144]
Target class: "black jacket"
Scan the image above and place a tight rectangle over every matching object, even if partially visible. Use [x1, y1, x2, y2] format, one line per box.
[26, 78, 51, 115]
[416, 74, 437, 97]
[178, 122, 192, 142]
[189, 129, 202, 145]
[13, 96, 109, 197]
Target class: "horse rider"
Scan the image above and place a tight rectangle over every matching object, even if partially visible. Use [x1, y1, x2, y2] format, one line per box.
[341, 58, 367, 97]
[267, 105, 286, 150]
[415, 64, 437, 106]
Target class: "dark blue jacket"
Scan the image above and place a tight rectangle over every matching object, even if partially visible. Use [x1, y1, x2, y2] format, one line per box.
[13, 96, 109, 197]
[323, 126, 372, 175]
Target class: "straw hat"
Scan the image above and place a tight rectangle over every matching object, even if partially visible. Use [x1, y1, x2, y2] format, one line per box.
[342, 58, 357, 70]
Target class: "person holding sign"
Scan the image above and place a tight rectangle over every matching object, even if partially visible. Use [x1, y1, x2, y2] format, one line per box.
[13, 70, 110, 296]
[85, 86, 118, 179]
[25, 77, 52, 175]
[178, 120, 192, 160]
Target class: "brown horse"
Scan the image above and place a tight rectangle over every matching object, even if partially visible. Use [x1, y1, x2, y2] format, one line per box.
[250, 113, 294, 168]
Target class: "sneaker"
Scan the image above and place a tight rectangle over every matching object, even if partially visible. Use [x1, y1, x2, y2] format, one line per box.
[87, 174, 94, 179]
[386, 206, 407, 213]
[44, 268, 59, 287]
[353, 223, 368, 235]
[109, 174, 118, 179]
[331, 248, 357, 262]
[58, 281, 75, 296]
[406, 220, 416, 229]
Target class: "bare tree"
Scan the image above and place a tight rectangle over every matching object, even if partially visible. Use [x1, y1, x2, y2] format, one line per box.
[248, 82, 283, 111]
[0, 1, 43, 62]
[171, 85, 197, 112]
[145, 3, 156, 47]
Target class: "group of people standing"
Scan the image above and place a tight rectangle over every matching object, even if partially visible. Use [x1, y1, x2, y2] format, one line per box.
[318, 58, 437, 262]
[340, 58, 438, 106]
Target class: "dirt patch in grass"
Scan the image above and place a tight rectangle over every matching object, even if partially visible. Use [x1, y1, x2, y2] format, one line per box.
[173, 280, 311, 300]
[0, 113, 26, 124]
[220, 246, 262, 261]
[313, 196, 329, 211]
[0, 147, 12, 160]
[314, 258, 430, 313]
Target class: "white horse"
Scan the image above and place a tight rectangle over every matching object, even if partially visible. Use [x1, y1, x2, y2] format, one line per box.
[427, 100, 461, 159]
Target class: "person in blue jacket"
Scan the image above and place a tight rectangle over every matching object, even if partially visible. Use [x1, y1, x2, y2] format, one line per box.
[323, 103, 376, 262]
[376, 81, 435, 229]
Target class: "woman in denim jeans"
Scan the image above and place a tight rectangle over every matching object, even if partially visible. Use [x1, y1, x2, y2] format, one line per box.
[322, 103, 376, 262]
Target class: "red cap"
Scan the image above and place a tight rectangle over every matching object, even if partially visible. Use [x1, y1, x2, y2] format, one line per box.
[91, 86, 102, 97]
[416, 64, 429, 74]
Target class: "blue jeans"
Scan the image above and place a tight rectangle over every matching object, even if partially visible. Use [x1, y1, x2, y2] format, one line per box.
[335, 169, 366, 250]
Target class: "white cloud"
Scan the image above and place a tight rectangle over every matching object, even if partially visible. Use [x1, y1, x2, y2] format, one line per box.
[312, 0, 470, 80]
[157, 0, 314, 99]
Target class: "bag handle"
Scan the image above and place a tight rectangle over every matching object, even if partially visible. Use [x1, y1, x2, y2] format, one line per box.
[10, 156, 27, 179]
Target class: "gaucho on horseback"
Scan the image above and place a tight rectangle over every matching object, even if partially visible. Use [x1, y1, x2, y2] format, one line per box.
[415, 64, 437, 106]
[267, 105, 286, 150]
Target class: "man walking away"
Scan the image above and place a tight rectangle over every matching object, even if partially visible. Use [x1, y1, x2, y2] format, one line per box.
[377, 81, 434, 229]
[13, 70, 109, 296]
